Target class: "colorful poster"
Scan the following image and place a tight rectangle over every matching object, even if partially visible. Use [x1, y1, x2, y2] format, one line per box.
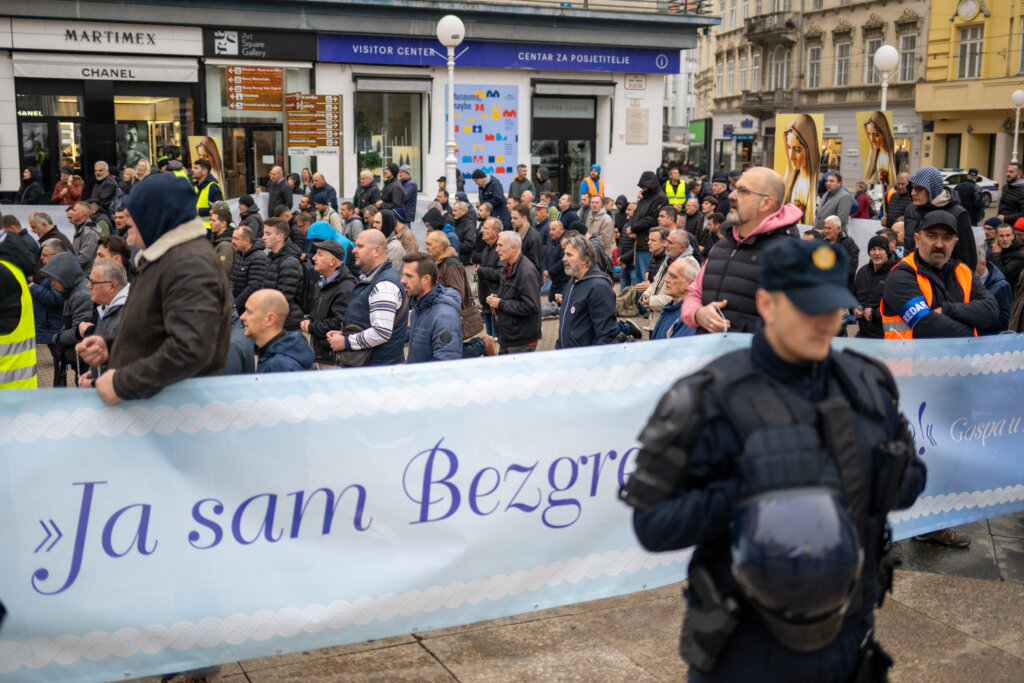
[448, 85, 518, 187]
[188, 134, 225, 183]
[774, 113, 823, 226]
[857, 110, 896, 190]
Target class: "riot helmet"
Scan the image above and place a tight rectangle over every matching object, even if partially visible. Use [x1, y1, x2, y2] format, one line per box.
[731, 487, 863, 652]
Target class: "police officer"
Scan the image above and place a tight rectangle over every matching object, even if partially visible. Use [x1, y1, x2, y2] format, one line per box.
[621, 239, 927, 682]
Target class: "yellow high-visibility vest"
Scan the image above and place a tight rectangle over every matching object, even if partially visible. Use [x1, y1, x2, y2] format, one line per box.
[665, 180, 687, 205]
[196, 179, 222, 230]
[0, 259, 37, 390]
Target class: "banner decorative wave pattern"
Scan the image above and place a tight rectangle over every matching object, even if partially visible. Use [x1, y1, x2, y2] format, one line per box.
[1, 334, 1023, 682]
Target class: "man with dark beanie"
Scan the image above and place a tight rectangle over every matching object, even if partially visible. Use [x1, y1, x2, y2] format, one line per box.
[378, 162, 405, 212]
[76, 172, 232, 405]
[472, 168, 511, 229]
[853, 234, 895, 338]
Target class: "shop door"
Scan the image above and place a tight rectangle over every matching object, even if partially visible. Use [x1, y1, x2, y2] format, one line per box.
[215, 126, 283, 199]
[532, 97, 597, 205]
[16, 91, 86, 191]
[531, 139, 594, 204]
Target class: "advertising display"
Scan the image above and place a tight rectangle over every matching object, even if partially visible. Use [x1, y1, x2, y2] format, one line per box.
[187, 135, 225, 182]
[448, 84, 519, 186]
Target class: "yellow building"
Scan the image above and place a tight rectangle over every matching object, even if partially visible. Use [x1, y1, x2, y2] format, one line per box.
[917, 0, 1024, 174]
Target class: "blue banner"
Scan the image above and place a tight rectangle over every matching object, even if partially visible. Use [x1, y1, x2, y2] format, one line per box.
[1, 334, 1023, 682]
[318, 34, 680, 74]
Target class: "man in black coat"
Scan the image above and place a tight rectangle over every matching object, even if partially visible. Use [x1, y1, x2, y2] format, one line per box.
[510, 201, 544, 286]
[627, 171, 668, 288]
[231, 225, 268, 315]
[90, 161, 119, 217]
[354, 170, 381, 216]
[989, 223, 1024, 287]
[472, 169, 511, 229]
[473, 217, 502, 338]
[452, 200, 477, 265]
[301, 240, 357, 367]
[997, 161, 1024, 227]
[485, 229, 541, 354]
[378, 163, 405, 212]
[853, 235, 893, 338]
[823, 215, 859, 291]
[882, 173, 913, 228]
[954, 169, 984, 224]
[267, 166, 293, 218]
[262, 218, 305, 331]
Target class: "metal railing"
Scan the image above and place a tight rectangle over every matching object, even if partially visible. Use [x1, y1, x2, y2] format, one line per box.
[744, 11, 797, 35]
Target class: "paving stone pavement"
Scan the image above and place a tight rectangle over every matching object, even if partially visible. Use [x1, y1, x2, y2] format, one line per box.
[123, 514, 1024, 682]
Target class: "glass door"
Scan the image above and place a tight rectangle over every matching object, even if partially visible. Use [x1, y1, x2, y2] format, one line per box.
[530, 139, 594, 205]
[565, 139, 592, 204]
[208, 126, 282, 198]
[251, 128, 283, 192]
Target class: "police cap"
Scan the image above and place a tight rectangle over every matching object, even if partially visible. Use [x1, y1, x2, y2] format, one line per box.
[759, 239, 858, 315]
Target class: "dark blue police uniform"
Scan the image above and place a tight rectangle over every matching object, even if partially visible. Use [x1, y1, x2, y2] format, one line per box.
[621, 240, 928, 682]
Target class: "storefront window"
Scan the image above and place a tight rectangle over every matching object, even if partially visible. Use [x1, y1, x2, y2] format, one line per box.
[17, 93, 85, 186]
[114, 96, 190, 169]
[714, 140, 733, 172]
[355, 92, 422, 185]
[893, 138, 911, 176]
[820, 138, 842, 174]
[205, 65, 310, 125]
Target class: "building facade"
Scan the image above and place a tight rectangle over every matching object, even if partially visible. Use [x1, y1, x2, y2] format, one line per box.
[917, 0, 1024, 176]
[696, 0, 928, 185]
[1, 1, 717, 206]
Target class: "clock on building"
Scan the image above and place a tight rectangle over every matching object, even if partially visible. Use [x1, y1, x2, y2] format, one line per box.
[957, 0, 979, 20]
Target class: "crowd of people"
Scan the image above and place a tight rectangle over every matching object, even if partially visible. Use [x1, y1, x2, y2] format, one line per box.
[4, 151, 1024, 396]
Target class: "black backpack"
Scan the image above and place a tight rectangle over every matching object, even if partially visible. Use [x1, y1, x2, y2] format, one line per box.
[297, 257, 320, 315]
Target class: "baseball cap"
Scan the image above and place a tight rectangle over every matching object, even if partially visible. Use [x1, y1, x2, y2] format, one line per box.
[967, 168, 979, 176]
[918, 211, 958, 235]
[759, 240, 858, 314]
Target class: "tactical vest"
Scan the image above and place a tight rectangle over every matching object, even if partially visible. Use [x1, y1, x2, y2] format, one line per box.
[699, 349, 905, 615]
[665, 180, 687, 205]
[880, 253, 976, 340]
[699, 228, 792, 333]
[343, 261, 408, 366]
[0, 260, 37, 389]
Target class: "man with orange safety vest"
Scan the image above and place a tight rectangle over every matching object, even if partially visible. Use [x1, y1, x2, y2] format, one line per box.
[579, 164, 605, 199]
[881, 211, 996, 340]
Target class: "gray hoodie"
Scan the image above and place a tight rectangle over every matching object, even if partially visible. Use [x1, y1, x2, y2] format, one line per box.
[41, 251, 93, 349]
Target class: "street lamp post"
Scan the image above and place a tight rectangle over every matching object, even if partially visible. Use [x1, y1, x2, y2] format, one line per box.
[873, 44, 899, 112]
[1012, 89, 1024, 164]
[436, 15, 466, 193]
